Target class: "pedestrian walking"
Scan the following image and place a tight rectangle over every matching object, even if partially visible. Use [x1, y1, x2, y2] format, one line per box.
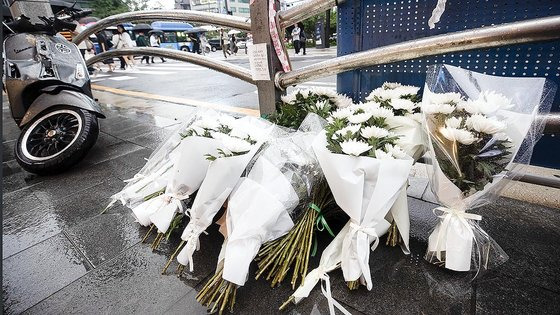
[135, 31, 150, 64]
[189, 33, 200, 54]
[96, 31, 115, 72]
[200, 32, 208, 55]
[291, 23, 301, 54]
[74, 22, 95, 73]
[113, 24, 135, 69]
[299, 23, 307, 55]
[149, 32, 166, 63]
[230, 33, 238, 55]
[220, 30, 230, 59]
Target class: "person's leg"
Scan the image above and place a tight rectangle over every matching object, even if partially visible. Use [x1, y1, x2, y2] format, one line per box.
[119, 57, 126, 69]
[302, 41, 306, 55]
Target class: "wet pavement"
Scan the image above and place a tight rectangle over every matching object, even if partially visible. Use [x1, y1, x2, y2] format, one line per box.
[2, 96, 560, 314]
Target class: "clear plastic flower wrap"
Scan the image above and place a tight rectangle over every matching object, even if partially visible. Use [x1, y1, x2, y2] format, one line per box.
[422, 64, 556, 272]
[106, 111, 200, 210]
[196, 124, 323, 314]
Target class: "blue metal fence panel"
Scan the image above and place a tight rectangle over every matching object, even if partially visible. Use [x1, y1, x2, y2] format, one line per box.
[337, 0, 560, 168]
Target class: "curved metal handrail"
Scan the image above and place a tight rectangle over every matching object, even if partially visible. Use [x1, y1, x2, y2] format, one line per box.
[73, 10, 251, 45]
[86, 47, 255, 84]
[276, 15, 560, 88]
[278, 0, 336, 29]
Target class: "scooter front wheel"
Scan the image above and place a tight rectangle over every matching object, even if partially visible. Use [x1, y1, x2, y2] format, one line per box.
[15, 106, 99, 174]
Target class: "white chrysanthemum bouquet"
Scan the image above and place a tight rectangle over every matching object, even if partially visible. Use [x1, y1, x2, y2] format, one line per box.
[269, 87, 353, 129]
[422, 64, 555, 272]
[196, 128, 321, 314]
[313, 102, 414, 290]
[134, 112, 269, 251]
[163, 116, 275, 274]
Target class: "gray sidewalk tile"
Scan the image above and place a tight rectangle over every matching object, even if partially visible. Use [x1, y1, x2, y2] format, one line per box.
[475, 273, 560, 314]
[24, 245, 199, 315]
[3, 233, 91, 315]
[65, 213, 143, 268]
[479, 197, 560, 292]
[128, 128, 176, 150]
[3, 176, 123, 259]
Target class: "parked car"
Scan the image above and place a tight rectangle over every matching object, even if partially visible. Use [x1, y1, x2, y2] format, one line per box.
[208, 38, 221, 51]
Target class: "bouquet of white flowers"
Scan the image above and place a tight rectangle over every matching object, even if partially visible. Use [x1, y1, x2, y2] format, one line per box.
[268, 87, 353, 129]
[105, 112, 200, 211]
[161, 116, 276, 274]
[422, 64, 555, 272]
[366, 82, 427, 251]
[134, 112, 262, 250]
[196, 128, 322, 314]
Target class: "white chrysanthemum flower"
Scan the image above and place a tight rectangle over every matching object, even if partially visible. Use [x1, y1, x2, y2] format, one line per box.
[326, 116, 334, 123]
[369, 106, 395, 118]
[194, 118, 220, 130]
[218, 115, 237, 128]
[439, 127, 478, 145]
[335, 94, 354, 109]
[361, 126, 390, 139]
[334, 124, 362, 138]
[393, 85, 420, 96]
[340, 139, 372, 156]
[384, 143, 407, 159]
[465, 114, 506, 134]
[315, 99, 329, 110]
[445, 116, 463, 129]
[374, 149, 394, 160]
[422, 102, 456, 115]
[352, 101, 381, 113]
[427, 92, 464, 105]
[281, 91, 299, 104]
[222, 136, 252, 153]
[331, 107, 355, 119]
[390, 98, 417, 112]
[348, 112, 373, 124]
[366, 88, 402, 101]
[308, 87, 339, 99]
[459, 91, 514, 115]
[382, 82, 403, 89]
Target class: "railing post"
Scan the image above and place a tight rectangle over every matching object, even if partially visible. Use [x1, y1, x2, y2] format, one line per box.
[250, 0, 283, 115]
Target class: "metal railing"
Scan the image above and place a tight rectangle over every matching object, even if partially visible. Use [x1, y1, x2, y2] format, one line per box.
[86, 47, 254, 84]
[83, 3, 559, 189]
[276, 15, 560, 88]
[73, 10, 251, 45]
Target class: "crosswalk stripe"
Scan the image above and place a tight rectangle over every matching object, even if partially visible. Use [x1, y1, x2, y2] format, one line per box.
[109, 76, 137, 81]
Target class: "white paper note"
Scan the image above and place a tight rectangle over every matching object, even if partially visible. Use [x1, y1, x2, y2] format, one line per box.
[248, 43, 270, 81]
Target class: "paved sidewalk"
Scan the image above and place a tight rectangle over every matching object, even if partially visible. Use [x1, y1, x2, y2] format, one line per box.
[2, 95, 559, 314]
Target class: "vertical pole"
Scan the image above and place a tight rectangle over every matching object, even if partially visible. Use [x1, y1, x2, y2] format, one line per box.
[250, 0, 283, 116]
[324, 9, 331, 48]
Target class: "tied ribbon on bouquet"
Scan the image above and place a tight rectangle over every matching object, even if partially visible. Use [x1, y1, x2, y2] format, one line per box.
[344, 222, 382, 290]
[309, 202, 335, 256]
[429, 206, 482, 271]
[176, 218, 209, 271]
[289, 265, 351, 315]
[149, 192, 191, 233]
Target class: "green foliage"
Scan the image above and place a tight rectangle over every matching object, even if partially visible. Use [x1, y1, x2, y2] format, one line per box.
[431, 110, 512, 196]
[91, 0, 130, 18]
[267, 91, 335, 129]
[91, 0, 150, 18]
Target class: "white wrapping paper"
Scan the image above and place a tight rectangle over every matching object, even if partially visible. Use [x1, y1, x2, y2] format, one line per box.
[131, 136, 222, 233]
[176, 118, 275, 271]
[222, 157, 299, 286]
[312, 131, 413, 289]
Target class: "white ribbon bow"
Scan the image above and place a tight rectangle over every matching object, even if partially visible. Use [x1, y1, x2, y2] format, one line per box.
[292, 264, 352, 315]
[149, 192, 190, 234]
[432, 206, 482, 260]
[176, 218, 208, 272]
[347, 222, 381, 290]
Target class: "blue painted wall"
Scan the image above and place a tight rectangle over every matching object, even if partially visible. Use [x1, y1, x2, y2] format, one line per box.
[337, 0, 560, 168]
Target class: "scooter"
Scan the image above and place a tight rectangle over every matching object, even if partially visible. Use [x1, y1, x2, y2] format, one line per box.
[3, 7, 105, 174]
